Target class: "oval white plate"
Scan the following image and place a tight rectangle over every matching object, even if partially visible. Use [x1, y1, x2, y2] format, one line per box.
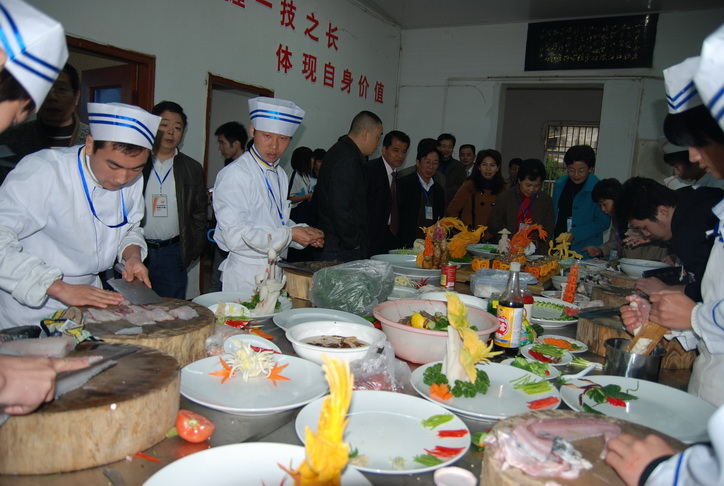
[272, 307, 372, 330]
[466, 243, 499, 258]
[521, 343, 573, 366]
[181, 354, 327, 415]
[223, 333, 281, 354]
[207, 297, 292, 321]
[296, 390, 470, 475]
[419, 291, 488, 311]
[537, 334, 588, 353]
[560, 376, 716, 443]
[144, 442, 371, 486]
[410, 362, 561, 420]
[531, 297, 579, 328]
[500, 357, 560, 381]
[371, 254, 442, 279]
[541, 290, 590, 306]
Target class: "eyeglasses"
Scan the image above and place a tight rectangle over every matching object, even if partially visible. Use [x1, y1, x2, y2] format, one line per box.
[567, 167, 590, 176]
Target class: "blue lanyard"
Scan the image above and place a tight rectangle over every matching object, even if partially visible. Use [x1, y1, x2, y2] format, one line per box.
[250, 146, 285, 226]
[77, 146, 128, 228]
[714, 220, 723, 243]
[515, 190, 537, 220]
[153, 164, 173, 192]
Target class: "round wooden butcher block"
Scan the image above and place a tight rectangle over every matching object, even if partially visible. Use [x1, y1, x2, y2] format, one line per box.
[84, 299, 215, 367]
[0, 343, 179, 475]
[481, 409, 684, 486]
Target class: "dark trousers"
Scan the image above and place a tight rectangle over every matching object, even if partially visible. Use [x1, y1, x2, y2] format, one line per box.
[314, 233, 362, 262]
[146, 242, 187, 299]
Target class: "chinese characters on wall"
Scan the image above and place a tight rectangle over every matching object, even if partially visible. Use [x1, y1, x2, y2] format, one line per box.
[225, 0, 385, 103]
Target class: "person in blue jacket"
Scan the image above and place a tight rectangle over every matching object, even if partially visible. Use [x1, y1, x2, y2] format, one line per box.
[552, 145, 610, 256]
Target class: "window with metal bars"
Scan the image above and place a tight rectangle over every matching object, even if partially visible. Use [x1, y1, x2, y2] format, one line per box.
[542, 123, 599, 194]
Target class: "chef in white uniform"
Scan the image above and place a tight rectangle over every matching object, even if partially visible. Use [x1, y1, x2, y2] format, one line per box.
[0, 102, 162, 329]
[608, 25, 724, 486]
[213, 97, 324, 296]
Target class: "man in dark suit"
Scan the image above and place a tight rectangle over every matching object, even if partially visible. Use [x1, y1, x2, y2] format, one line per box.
[364, 130, 410, 256]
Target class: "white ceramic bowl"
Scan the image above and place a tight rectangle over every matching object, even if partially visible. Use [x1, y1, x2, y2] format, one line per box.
[285, 321, 386, 365]
[551, 275, 568, 291]
[619, 258, 669, 279]
[372, 299, 499, 364]
[540, 290, 591, 306]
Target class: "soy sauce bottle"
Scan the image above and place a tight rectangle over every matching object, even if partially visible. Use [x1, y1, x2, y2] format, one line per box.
[494, 262, 524, 356]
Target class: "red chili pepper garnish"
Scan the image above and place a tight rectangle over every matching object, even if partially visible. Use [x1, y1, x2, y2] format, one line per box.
[437, 429, 469, 438]
[250, 345, 281, 354]
[134, 452, 160, 462]
[607, 397, 627, 407]
[527, 396, 560, 410]
[225, 319, 251, 329]
[424, 445, 466, 458]
[529, 350, 553, 363]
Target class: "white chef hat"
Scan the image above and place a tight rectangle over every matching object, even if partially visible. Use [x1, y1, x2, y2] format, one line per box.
[248, 97, 304, 137]
[87, 103, 162, 150]
[664, 57, 703, 114]
[0, 0, 68, 108]
[694, 24, 724, 131]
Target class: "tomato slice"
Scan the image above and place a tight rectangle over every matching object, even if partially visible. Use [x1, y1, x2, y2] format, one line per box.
[176, 409, 215, 443]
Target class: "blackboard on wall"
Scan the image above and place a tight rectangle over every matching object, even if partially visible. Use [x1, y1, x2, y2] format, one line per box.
[525, 14, 658, 71]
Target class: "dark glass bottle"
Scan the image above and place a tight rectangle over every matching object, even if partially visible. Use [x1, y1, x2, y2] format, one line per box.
[494, 262, 524, 356]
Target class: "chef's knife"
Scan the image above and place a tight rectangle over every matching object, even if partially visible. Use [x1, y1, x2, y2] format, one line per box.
[109, 263, 163, 305]
[577, 306, 622, 319]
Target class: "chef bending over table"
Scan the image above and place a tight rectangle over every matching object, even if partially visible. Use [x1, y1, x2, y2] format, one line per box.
[0, 101, 162, 329]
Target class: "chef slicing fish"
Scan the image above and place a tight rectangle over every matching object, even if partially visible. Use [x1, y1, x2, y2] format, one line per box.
[213, 97, 324, 297]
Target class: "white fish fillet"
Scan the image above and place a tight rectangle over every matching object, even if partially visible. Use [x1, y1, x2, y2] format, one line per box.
[0, 335, 76, 358]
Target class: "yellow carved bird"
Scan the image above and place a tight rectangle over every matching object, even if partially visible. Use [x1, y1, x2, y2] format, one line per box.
[448, 225, 487, 259]
[289, 356, 353, 486]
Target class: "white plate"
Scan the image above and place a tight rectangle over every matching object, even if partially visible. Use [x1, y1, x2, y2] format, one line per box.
[410, 362, 561, 420]
[531, 297, 579, 328]
[521, 343, 573, 366]
[180, 355, 327, 415]
[143, 442, 371, 486]
[560, 376, 717, 443]
[387, 286, 420, 300]
[371, 254, 442, 279]
[540, 290, 591, 306]
[272, 307, 373, 330]
[500, 357, 560, 380]
[198, 294, 292, 320]
[223, 334, 281, 354]
[537, 334, 588, 353]
[296, 390, 470, 474]
[419, 291, 488, 311]
[466, 243, 499, 257]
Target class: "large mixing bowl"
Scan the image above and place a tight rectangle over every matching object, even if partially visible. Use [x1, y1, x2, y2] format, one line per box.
[619, 258, 669, 279]
[373, 299, 499, 364]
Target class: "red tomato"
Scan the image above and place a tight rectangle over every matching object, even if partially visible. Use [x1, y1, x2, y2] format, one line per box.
[176, 409, 215, 443]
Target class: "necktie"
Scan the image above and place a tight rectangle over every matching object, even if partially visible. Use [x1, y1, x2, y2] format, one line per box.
[390, 170, 399, 235]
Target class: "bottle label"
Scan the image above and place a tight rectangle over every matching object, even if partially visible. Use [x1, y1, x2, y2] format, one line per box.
[495, 305, 524, 348]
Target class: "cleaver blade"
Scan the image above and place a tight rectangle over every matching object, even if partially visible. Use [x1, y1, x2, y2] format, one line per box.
[107, 278, 163, 305]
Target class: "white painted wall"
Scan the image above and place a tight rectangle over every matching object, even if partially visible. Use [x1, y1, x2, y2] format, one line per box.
[397, 10, 724, 180]
[31, 0, 401, 170]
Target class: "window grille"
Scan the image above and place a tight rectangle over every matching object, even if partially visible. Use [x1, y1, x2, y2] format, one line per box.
[542, 123, 599, 194]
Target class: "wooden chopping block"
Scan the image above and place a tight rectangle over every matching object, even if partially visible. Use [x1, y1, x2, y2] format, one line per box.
[591, 284, 633, 307]
[87, 299, 215, 367]
[284, 267, 313, 300]
[0, 343, 179, 475]
[601, 269, 636, 288]
[456, 266, 474, 282]
[576, 316, 696, 370]
[481, 409, 683, 486]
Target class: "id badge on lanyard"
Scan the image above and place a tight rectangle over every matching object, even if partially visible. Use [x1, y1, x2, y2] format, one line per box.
[566, 217, 573, 232]
[425, 205, 433, 220]
[152, 194, 169, 217]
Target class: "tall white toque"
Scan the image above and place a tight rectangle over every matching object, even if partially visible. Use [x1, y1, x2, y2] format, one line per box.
[248, 97, 305, 137]
[87, 102, 162, 150]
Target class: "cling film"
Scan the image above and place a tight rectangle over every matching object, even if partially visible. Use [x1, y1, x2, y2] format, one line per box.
[494, 304, 524, 348]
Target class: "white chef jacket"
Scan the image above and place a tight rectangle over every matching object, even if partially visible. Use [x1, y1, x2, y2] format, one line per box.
[685, 198, 724, 406]
[0, 146, 147, 329]
[213, 148, 304, 296]
[646, 404, 724, 485]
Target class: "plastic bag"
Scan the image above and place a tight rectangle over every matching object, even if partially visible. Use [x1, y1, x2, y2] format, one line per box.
[349, 340, 412, 393]
[310, 260, 394, 316]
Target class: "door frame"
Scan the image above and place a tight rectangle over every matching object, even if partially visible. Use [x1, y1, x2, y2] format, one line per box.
[66, 35, 156, 111]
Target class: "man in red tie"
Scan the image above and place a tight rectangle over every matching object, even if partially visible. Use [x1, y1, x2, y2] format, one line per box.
[364, 131, 410, 256]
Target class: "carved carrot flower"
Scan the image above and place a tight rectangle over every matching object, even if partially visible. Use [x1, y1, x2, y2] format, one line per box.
[267, 362, 291, 386]
[429, 383, 453, 401]
[208, 356, 232, 384]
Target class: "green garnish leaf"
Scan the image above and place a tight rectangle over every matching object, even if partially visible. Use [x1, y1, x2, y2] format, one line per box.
[413, 454, 444, 466]
[349, 447, 359, 458]
[421, 413, 455, 429]
[582, 403, 604, 415]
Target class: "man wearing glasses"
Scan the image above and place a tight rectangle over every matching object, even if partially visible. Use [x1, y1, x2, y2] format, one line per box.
[552, 145, 610, 256]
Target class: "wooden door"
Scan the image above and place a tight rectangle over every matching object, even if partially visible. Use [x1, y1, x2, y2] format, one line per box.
[79, 64, 137, 123]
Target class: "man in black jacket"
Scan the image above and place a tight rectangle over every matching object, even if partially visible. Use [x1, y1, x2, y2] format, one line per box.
[142, 101, 206, 298]
[312, 111, 383, 261]
[364, 130, 410, 256]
